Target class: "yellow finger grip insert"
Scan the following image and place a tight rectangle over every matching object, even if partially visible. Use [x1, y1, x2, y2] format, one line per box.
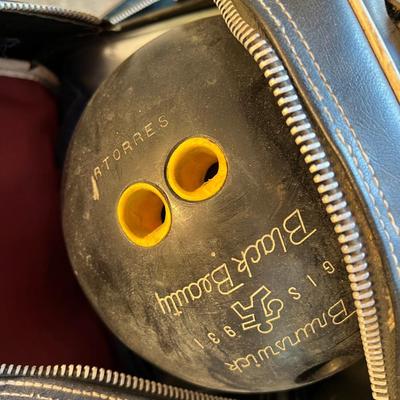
[166, 137, 227, 201]
[117, 183, 171, 247]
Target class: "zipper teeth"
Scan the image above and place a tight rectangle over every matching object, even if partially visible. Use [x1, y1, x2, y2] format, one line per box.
[108, 0, 160, 25]
[0, 1, 100, 24]
[214, 0, 388, 398]
[0, 363, 233, 400]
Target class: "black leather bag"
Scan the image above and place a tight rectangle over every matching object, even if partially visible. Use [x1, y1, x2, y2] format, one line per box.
[1, 1, 399, 399]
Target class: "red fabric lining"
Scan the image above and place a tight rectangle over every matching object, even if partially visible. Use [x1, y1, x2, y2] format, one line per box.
[0, 76, 115, 367]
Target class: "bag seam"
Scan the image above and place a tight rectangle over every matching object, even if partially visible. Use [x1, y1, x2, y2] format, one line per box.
[256, 0, 400, 274]
[0, 380, 128, 400]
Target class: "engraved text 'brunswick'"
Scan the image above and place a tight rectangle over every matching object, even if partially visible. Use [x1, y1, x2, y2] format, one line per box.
[155, 209, 316, 316]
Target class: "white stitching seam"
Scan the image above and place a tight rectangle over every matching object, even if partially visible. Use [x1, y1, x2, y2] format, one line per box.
[273, 0, 400, 236]
[0, 381, 129, 400]
[0, 391, 60, 400]
[257, 0, 400, 274]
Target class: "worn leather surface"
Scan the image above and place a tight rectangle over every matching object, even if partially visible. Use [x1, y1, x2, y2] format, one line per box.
[230, 0, 400, 397]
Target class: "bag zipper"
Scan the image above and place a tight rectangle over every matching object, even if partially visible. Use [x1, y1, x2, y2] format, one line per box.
[0, 363, 233, 400]
[106, 0, 160, 25]
[213, 0, 389, 399]
[0, 0, 162, 25]
[0, 1, 101, 24]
